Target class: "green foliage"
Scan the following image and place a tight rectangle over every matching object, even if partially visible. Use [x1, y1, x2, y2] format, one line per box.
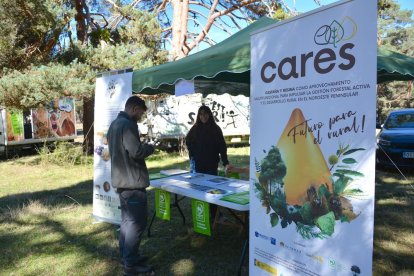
[378, 0, 414, 55]
[343, 148, 365, 155]
[299, 202, 313, 225]
[37, 141, 92, 166]
[84, 10, 167, 72]
[0, 62, 94, 109]
[315, 211, 335, 236]
[270, 213, 279, 227]
[89, 29, 112, 47]
[272, 9, 290, 21]
[0, 0, 74, 71]
[269, 188, 287, 215]
[254, 143, 366, 239]
[377, 0, 414, 120]
[0, 1, 167, 109]
[335, 169, 364, 178]
[296, 222, 328, 240]
[259, 146, 286, 184]
[332, 175, 352, 195]
[342, 158, 357, 164]
[318, 184, 331, 199]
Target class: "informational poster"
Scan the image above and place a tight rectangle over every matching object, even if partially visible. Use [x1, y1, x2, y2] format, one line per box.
[191, 199, 211, 236]
[250, 0, 376, 275]
[6, 111, 24, 141]
[92, 69, 133, 224]
[155, 189, 171, 220]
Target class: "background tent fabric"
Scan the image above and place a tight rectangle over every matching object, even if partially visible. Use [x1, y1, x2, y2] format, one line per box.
[377, 48, 414, 83]
[132, 17, 414, 95]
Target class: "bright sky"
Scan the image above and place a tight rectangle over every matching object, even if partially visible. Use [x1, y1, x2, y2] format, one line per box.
[191, 0, 414, 53]
[288, 0, 413, 18]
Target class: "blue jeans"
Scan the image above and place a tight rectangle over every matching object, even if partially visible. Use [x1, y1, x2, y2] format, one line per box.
[118, 189, 148, 267]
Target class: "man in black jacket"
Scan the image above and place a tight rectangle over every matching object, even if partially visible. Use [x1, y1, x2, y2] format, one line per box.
[107, 96, 155, 275]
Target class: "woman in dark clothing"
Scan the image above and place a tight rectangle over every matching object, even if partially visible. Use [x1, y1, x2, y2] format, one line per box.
[186, 105, 230, 175]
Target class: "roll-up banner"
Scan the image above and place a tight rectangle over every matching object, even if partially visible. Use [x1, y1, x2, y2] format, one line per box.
[250, 0, 377, 275]
[92, 69, 133, 224]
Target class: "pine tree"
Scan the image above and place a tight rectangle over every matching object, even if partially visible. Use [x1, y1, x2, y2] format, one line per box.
[377, 0, 414, 122]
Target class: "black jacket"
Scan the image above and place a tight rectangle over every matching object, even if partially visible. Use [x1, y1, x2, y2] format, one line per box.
[107, 112, 154, 189]
[186, 123, 229, 173]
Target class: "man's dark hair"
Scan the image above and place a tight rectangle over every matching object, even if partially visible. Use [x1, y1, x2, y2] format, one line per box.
[125, 96, 147, 111]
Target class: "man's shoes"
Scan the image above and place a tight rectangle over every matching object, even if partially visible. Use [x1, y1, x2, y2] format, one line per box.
[136, 255, 149, 264]
[123, 264, 154, 276]
[120, 255, 149, 266]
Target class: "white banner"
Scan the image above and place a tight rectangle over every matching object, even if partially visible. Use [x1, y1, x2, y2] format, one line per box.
[139, 93, 250, 138]
[92, 70, 133, 224]
[250, 0, 376, 275]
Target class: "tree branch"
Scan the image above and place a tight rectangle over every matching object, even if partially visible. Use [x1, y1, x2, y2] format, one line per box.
[157, 0, 169, 13]
[185, 0, 260, 53]
[188, 8, 232, 34]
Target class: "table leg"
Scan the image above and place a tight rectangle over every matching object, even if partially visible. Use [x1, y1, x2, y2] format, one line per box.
[172, 194, 186, 225]
[147, 210, 156, 237]
[148, 194, 186, 238]
[238, 239, 249, 276]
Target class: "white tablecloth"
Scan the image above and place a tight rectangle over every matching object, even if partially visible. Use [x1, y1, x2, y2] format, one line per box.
[150, 173, 250, 211]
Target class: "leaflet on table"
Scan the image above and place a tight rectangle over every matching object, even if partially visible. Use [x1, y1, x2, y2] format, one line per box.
[227, 182, 250, 190]
[159, 178, 231, 195]
[160, 169, 189, 176]
[181, 173, 205, 179]
[150, 172, 170, 180]
[180, 173, 232, 185]
[220, 191, 250, 205]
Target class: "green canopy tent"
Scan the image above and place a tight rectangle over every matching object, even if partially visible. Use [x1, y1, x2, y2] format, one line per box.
[132, 17, 414, 95]
[377, 48, 414, 83]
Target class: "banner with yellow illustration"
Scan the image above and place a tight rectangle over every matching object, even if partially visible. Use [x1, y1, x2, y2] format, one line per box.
[250, 0, 376, 275]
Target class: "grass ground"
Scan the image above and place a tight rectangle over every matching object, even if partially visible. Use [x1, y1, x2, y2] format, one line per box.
[0, 147, 413, 275]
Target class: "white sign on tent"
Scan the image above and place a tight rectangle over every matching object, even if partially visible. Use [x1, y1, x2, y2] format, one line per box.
[250, 0, 376, 275]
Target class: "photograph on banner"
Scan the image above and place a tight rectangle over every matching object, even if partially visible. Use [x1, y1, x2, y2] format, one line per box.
[192, 199, 211, 236]
[92, 71, 133, 224]
[31, 98, 76, 139]
[155, 189, 171, 220]
[250, 0, 376, 275]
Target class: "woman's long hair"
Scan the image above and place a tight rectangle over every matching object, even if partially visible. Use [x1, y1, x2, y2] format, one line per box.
[186, 105, 217, 141]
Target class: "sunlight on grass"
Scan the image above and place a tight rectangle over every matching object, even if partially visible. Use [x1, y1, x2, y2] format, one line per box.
[377, 198, 411, 206]
[379, 174, 414, 185]
[1, 148, 413, 275]
[171, 259, 195, 275]
[0, 161, 92, 197]
[378, 239, 414, 256]
[190, 235, 208, 248]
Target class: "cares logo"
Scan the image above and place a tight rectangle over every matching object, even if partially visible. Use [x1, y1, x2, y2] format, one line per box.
[314, 17, 357, 48]
[106, 79, 118, 98]
[260, 17, 358, 83]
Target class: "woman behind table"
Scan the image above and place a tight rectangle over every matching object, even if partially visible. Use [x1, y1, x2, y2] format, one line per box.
[186, 105, 230, 175]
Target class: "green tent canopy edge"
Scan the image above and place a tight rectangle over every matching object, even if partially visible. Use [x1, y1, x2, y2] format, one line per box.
[132, 17, 414, 96]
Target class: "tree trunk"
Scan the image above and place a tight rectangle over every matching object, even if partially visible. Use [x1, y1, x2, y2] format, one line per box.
[171, 0, 189, 60]
[75, 0, 88, 44]
[83, 96, 95, 154]
[74, 0, 94, 153]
